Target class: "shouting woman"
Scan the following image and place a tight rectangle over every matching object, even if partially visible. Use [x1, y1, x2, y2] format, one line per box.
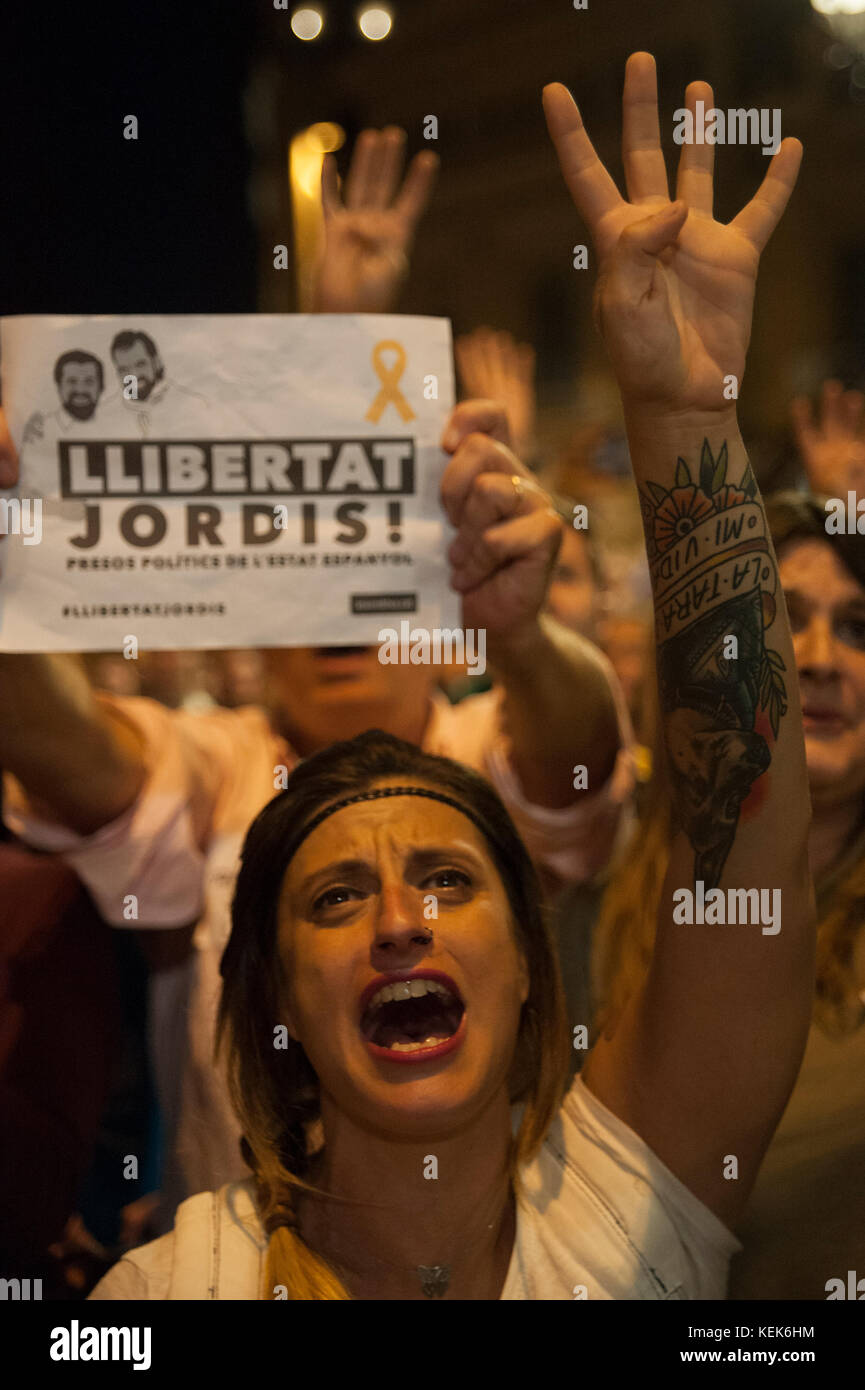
[91, 52, 814, 1300]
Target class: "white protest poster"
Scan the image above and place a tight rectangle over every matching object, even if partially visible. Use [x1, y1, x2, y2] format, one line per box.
[0, 314, 460, 652]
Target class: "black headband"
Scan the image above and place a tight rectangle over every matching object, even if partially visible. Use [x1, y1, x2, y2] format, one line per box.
[220, 783, 512, 981]
[279, 785, 497, 867]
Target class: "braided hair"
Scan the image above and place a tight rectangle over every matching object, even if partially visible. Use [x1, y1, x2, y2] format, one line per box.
[215, 729, 570, 1299]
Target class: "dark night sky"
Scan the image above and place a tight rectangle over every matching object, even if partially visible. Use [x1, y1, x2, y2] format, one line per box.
[1, 2, 259, 314]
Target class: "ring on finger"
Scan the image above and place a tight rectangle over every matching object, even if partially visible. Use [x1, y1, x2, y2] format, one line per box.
[510, 474, 526, 506]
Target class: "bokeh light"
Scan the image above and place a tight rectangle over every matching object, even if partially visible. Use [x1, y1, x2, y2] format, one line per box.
[291, 8, 324, 41]
[358, 7, 393, 41]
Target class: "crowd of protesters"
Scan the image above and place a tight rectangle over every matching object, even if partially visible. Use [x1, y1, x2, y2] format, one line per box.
[0, 53, 862, 1301]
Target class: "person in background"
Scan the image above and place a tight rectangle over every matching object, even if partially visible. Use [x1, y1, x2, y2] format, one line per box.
[0, 792, 124, 1296]
[584, 492, 865, 1299]
[545, 496, 605, 644]
[729, 495, 865, 1299]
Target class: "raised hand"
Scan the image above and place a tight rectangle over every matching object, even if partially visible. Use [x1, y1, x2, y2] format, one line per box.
[312, 127, 438, 314]
[440, 401, 561, 641]
[454, 328, 537, 462]
[440, 399, 619, 810]
[543, 53, 802, 416]
[791, 378, 865, 495]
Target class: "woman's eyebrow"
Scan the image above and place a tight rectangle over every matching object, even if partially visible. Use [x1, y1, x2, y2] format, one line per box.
[405, 845, 485, 873]
[293, 844, 486, 898]
[295, 859, 374, 897]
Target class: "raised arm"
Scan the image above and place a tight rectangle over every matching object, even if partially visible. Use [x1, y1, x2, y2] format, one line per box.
[440, 400, 621, 808]
[0, 416, 145, 833]
[545, 53, 814, 1225]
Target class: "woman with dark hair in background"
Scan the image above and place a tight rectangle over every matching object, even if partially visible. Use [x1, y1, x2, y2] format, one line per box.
[587, 493, 865, 1299]
[732, 496, 865, 1298]
[89, 51, 815, 1300]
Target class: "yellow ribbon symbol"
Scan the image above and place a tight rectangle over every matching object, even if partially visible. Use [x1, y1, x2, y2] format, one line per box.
[365, 340, 416, 424]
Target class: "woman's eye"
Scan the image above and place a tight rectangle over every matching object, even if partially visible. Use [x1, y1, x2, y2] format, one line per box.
[424, 868, 472, 891]
[836, 619, 865, 650]
[312, 886, 359, 912]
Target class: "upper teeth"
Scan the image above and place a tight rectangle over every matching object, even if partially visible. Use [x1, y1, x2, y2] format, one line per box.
[368, 978, 455, 1011]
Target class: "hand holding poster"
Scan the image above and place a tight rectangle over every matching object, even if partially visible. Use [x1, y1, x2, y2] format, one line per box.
[0, 314, 459, 652]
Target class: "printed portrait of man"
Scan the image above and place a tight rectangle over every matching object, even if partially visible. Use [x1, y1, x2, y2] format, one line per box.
[108, 329, 210, 437]
[21, 349, 107, 447]
[53, 350, 105, 421]
[110, 330, 167, 404]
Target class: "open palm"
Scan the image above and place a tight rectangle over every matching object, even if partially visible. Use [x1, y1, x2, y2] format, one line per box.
[314, 127, 438, 314]
[791, 379, 865, 494]
[543, 54, 802, 413]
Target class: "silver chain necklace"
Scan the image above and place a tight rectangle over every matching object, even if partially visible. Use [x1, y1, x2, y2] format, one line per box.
[299, 1187, 511, 1299]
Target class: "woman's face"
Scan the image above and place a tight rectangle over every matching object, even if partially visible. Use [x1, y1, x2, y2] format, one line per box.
[780, 538, 865, 806]
[276, 780, 530, 1140]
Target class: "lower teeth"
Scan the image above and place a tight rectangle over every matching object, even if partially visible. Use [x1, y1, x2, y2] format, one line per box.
[385, 1037, 447, 1052]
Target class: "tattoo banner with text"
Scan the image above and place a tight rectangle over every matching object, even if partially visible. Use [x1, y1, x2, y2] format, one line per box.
[641, 445, 788, 887]
[0, 314, 459, 651]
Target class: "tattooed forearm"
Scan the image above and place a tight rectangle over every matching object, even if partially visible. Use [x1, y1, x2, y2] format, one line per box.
[641, 440, 788, 888]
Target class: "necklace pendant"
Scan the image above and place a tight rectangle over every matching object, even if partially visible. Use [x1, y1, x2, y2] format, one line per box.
[417, 1264, 450, 1299]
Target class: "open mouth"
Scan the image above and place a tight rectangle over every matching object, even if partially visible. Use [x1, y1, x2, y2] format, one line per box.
[360, 973, 465, 1062]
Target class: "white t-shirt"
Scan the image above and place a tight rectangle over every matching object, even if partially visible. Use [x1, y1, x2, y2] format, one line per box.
[4, 683, 635, 1213]
[89, 1076, 739, 1301]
